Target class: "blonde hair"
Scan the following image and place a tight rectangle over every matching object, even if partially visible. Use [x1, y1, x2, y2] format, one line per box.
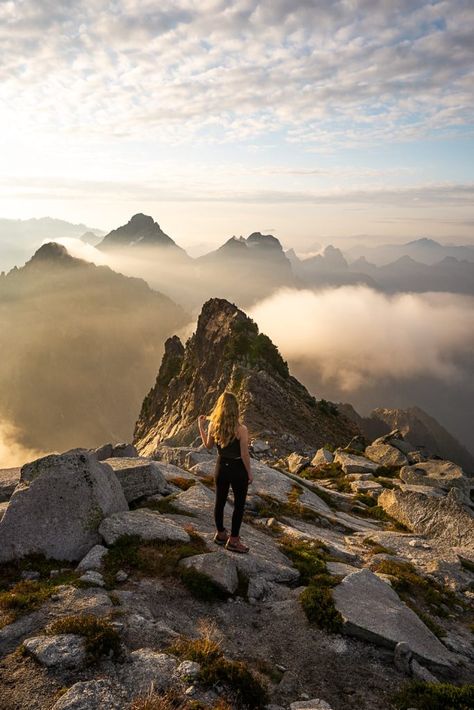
[209, 391, 239, 448]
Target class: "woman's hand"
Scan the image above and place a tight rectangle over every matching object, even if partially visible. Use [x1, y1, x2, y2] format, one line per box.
[248, 473, 254, 485]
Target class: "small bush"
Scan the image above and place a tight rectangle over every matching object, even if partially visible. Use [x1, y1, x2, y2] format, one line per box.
[48, 614, 121, 663]
[279, 536, 328, 584]
[103, 533, 208, 587]
[170, 634, 268, 709]
[300, 580, 343, 633]
[373, 559, 458, 618]
[392, 680, 474, 710]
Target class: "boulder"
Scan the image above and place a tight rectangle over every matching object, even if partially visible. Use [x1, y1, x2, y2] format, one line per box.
[79, 570, 105, 587]
[399, 460, 472, 504]
[0, 467, 20, 502]
[379, 488, 474, 549]
[51, 679, 127, 710]
[23, 634, 86, 668]
[176, 660, 201, 679]
[332, 569, 454, 668]
[111, 443, 138, 458]
[364, 443, 407, 467]
[179, 552, 238, 594]
[76, 544, 108, 572]
[349, 480, 383, 495]
[0, 451, 128, 562]
[287, 453, 310, 474]
[99, 509, 189, 545]
[118, 649, 177, 696]
[311, 448, 334, 466]
[333, 451, 379, 475]
[93, 443, 113, 461]
[252, 439, 271, 454]
[103, 457, 170, 503]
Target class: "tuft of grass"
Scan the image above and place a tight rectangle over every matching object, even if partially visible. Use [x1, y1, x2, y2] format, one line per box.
[137, 495, 196, 517]
[102, 533, 208, 589]
[0, 560, 77, 627]
[392, 680, 474, 710]
[353, 504, 408, 531]
[300, 579, 343, 633]
[253, 658, 284, 684]
[170, 634, 268, 709]
[253, 491, 320, 523]
[169, 477, 196, 491]
[362, 538, 396, 556]
[372, 559, 458, 619]
[279, 536, 328, 584]
[299, 462, 343, 481]
[47, 614, 121, 663]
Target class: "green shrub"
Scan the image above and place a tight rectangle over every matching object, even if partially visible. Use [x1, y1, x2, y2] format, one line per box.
[48, 614, 121, 663]
[170, 634, 268, 709]
[300, 580, 343, 633]
[393, 680, 474, 710]
[103, 533, 207, 587]
[279, 537, 328, 584]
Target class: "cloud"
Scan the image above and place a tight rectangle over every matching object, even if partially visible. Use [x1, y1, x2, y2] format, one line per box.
[0, 419, 48, 468]
[44, 237, 108, 265]
[248, 286, 474, 390]
[0, 1, 473, 148]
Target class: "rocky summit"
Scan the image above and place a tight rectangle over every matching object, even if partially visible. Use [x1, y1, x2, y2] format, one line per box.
[134, 298, 359, 457]
[0, 420, 474, 709]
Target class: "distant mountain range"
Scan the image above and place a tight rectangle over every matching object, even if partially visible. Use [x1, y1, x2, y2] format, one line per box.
[345, 237, 474, 266]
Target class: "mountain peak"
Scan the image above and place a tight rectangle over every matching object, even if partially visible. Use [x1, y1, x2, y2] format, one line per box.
[26, 242, 85, 268]
[98, 214, 184, 253]
[406, 237, 441, 248]
[246, 232, 282, 250]
[134, 297, 358, 456]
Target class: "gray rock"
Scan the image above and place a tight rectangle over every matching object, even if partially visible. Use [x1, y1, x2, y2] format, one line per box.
[0, 467, 20, 502]
[118, 648, 177, 696]
[0, 501, 8, 522]
[24, 634, 86, 668]
[0, 451, 128, 562]
[332, 569, 454, 668]
[179, 552, 238, 594]
[176, 660, 201, 679]
[379, 488, 474, 549]
[93, 443, 114, 461]
[103, 457, 170, 503]
[290, 700, 333, 710]
[21, 570, 40, 580]
[76, 544, 108, 572]
[252, 439, 271, 454]
[411, 658, 439, 682]
[0, 611, 44, 657]
[333, 451, 379, 474]
[115, 570, 128, 583]
[79, 570, 105, 587]
[287, 453, 310, 474]
[394, 641, 413, 675]
[349, 480, 383, 494]
[311, 448, 334, 466]
[51, 679, 127, 709]
[399, 460, 472, 504]
[326, 561, 360, 578]
[99, 509, 189, 545]
[365, 443, 408, 467]
[111, 443, 138, 458]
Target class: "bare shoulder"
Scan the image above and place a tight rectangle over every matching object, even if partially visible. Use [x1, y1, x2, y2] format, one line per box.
[237, 423, 248, 438]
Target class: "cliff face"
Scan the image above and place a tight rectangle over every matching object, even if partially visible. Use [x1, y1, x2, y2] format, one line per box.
[134, 298, 359, 456]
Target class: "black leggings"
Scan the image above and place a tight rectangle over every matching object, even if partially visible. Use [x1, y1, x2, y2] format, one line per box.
[214, 456, 249, 537]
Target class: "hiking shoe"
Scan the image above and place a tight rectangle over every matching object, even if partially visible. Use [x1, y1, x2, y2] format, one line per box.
[225, 537, 250, 554]
[213, 529, 229, 546]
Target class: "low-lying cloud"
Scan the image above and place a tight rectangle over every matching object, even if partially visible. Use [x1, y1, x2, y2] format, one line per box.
[249, 286, 474, 391]
[0, 420, 48, 468]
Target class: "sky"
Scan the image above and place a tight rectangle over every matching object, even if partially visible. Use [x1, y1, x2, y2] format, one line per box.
[1, 0, 473, 252]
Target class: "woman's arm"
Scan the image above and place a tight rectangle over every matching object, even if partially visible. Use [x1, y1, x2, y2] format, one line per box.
[198, 415, 214, 450]
[239, 424, 253, 483]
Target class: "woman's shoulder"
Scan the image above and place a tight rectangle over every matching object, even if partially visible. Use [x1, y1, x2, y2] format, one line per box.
[235, 422, 248, 438]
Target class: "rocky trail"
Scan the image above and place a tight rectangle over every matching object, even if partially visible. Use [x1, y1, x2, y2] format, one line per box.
[0, 427, 473, 710]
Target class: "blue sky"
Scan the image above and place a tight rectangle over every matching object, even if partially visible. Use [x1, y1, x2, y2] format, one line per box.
[0, 0, 473, 252]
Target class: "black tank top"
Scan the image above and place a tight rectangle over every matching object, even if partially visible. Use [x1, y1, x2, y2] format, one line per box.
[216, 435, 241, 459]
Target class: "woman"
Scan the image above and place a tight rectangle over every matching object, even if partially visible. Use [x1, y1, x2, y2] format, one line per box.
[198, 391, 253, 553]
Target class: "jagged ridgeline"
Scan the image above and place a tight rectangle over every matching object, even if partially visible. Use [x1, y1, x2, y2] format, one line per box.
[134, 298, 359, 455]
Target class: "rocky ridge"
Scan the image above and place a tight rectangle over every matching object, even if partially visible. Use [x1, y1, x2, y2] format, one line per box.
[0, 419, 473, 709]
[134, 298, 359, 458]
